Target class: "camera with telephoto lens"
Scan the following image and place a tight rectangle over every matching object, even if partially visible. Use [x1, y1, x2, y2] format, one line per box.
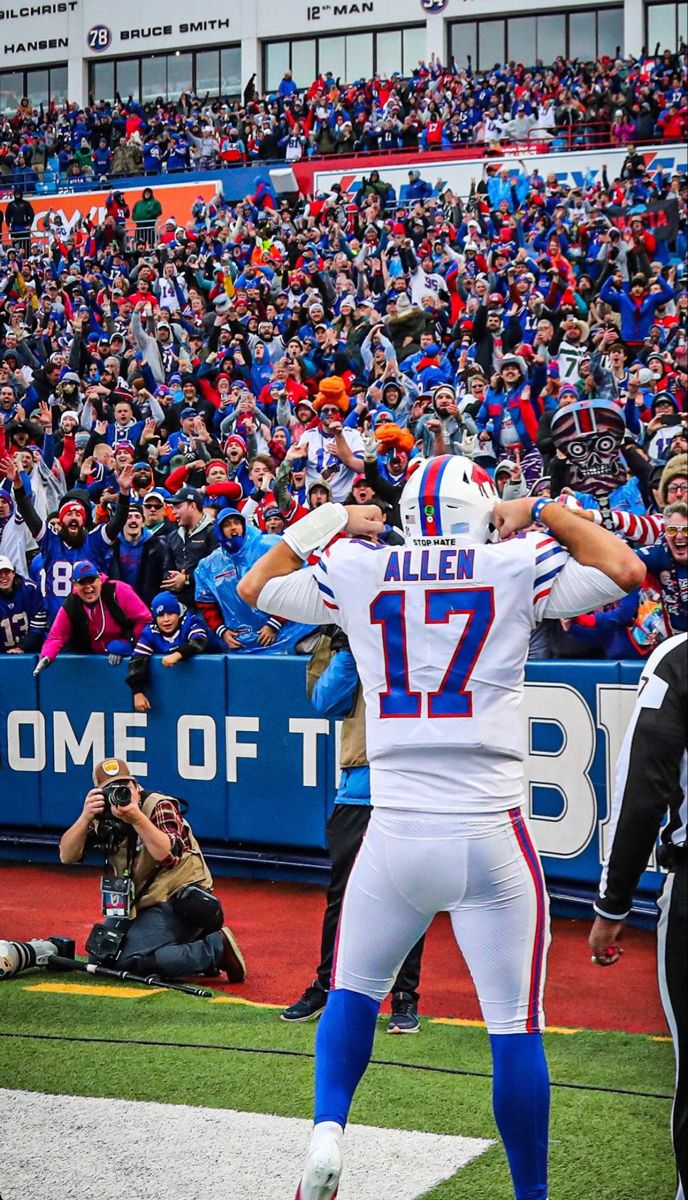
[102, 782, 132, 809]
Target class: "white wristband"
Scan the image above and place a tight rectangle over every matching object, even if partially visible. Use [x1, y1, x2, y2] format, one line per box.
[282, 502, 349, 560]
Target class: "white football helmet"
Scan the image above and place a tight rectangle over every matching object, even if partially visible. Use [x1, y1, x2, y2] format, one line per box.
[400, 455, 498, 542]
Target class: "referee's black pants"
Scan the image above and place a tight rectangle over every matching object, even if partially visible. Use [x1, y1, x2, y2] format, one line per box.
[658, 858, 687, 1200]
[316, 803, 425, 1002]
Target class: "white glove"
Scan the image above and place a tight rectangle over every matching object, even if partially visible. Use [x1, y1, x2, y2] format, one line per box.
[362, 431, 378, 461]
[33, 656, 50, 677]
[282, 502, 349, 560]
[459, 431, 477, 459]
[108, 653, 123, 666]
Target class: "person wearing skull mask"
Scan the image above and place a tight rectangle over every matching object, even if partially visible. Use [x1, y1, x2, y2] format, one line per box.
[550, 398, 645, 517]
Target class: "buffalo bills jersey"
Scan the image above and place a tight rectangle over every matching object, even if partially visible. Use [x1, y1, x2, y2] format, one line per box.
[39, 528, 114, 623]
[258, 531, 628, 813]
[132, 611, 208, 658]
[0, 577, 47, 651]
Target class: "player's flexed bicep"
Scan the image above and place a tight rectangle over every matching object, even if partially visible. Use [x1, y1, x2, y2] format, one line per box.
[526, 530, 628, 622]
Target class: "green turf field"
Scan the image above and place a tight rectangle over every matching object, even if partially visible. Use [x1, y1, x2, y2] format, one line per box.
[0, 973, 676, 1200]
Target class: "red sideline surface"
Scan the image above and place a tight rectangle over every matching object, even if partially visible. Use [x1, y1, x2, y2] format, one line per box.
[1, 864, 666, 1035]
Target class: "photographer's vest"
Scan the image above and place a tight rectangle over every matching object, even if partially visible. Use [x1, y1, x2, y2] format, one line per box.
[108, 792, 213, 913]
[306, 635, 367, 769]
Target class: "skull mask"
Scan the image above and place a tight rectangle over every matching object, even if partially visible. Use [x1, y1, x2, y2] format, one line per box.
[551, 400, 626, 494]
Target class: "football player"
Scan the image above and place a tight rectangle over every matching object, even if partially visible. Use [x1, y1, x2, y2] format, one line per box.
[238, 455, 644, 1200]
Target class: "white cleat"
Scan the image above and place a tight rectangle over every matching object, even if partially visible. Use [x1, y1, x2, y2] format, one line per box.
[294, 1122, 343, 1200]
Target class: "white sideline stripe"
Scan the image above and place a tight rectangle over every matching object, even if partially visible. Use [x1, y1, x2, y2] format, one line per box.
[0, 1088, 493, 1200]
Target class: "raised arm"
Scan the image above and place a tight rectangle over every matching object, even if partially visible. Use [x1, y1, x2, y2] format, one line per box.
[494, 497, 645, 593]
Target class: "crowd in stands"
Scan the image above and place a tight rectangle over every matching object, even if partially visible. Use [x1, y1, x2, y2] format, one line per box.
[0, 45, 685, 695]
[0, 42, 687, 194]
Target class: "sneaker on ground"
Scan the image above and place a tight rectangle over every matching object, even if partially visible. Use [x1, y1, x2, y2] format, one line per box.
[387, 991, 420, 1034]
[218, 925, 246, 983]
[295, 1121, 343, 1200]
[281, 979, 327, 1022]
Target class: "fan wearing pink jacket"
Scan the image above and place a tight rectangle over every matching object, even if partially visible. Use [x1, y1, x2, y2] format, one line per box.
[38, 560, 150, 670]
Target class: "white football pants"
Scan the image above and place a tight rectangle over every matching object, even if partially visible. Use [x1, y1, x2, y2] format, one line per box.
[332, 805, 550, 1035]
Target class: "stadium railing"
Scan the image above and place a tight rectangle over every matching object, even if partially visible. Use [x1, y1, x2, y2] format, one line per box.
[0, 123, 673, 203]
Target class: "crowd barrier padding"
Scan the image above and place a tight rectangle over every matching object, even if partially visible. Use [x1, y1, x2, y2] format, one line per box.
[0, 655, 660, 907]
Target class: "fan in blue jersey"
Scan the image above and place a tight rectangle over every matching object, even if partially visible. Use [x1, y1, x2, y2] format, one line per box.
[126, 591, 210, 713]
[194, 508, 313, 654]
[0, 555, 47, 653]
[4, 456, 133, 625]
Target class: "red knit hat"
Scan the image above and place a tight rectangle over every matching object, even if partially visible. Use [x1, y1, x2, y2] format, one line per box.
[58, 499, 87, 523]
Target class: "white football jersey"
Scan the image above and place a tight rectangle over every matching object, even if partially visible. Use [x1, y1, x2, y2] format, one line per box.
[301, 427, 365, 503]
[259, 531, 627, 813]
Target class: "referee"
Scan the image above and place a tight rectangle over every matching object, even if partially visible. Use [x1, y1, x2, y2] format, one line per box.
[590, 633, 687, 1200]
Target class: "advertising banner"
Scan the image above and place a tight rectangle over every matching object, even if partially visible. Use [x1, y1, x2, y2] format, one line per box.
[312, 142, 687, 201]
[0, 657, 659, 905]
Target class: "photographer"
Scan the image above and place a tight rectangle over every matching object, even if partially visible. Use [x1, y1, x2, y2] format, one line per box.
[59, 758, 245, 982]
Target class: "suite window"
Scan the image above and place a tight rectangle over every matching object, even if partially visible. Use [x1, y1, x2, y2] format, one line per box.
[402, 26, 426, 75]
[116, 58, 140, 102]
[0, 67, 67, 113]
[597, 7, 624, 56]
[26, 68, 50, 109]
[449, 8, 624, 67]
[91, 60, 114, 103]
[220, 47, 241, 96]
[377, 30, 402, 78]
[50, 66, 68, 106]
[167, 53, 193, 98]
[478, 20, 505, 71]
[291, 40, 317, 91]
[0, 72, 22, 115]
[450, 22, 477, 72]
[264, 40, 289, 92]
[90, 45, 241, 105]
[196, 51, 219, 96]
[142, 56, 167, 104]
[647, 2, 686, 50]
[263, 25, 425, 91]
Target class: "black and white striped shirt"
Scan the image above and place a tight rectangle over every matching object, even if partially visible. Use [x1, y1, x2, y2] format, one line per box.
[595, 633, 687, 921]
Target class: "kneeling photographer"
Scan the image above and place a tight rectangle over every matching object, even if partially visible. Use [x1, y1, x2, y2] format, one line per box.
[59, 758, 245, 984]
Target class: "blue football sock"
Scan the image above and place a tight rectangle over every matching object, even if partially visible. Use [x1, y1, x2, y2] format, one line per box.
[489, 1032, 550, 1200]
[314, 988, 380, 1127]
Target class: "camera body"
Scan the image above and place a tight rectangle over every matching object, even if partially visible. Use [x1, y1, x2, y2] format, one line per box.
[102, 781, 131, 808]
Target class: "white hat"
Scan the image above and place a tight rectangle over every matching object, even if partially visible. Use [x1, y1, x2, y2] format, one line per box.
[0, 555, 15, 571]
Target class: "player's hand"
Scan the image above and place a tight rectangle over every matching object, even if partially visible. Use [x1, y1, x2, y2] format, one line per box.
[493, 498, 537, 538]
[133, 692, 151, 713]
[344, 504, 386, 537]
[588, 916, 624, 967]
[257, 624, 277, 647]
[162, 651, 182, 667]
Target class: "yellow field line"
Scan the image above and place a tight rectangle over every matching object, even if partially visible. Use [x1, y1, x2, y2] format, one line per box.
[24, 982, 164, 999]
[211, 995, 282, 1010]
[430, 1017, 581, 1035]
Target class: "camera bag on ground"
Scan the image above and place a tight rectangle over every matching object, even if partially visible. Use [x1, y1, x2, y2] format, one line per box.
[171, 884, 223, 932]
